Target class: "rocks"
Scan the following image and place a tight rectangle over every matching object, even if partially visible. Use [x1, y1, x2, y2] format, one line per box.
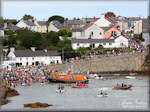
[24, 102, 53, 108]
[0, 78, 19, 105]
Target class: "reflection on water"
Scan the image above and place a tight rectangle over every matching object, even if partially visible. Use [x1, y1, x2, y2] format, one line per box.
[1, 76, 149, 111]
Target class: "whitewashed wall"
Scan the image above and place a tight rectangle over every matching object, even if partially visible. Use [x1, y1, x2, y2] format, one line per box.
[48, 24, 59, 32]
[84, 24, 105, 39]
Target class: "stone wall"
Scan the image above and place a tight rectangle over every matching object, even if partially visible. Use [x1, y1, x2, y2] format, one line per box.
[47, 52, 148, 73]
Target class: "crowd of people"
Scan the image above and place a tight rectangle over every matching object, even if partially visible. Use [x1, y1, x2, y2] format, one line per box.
[0, 65, 54, 88]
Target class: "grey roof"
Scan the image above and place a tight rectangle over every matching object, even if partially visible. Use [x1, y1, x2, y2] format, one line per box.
[50, 20, 64, 29]
[24, 21, 36, 26]
[82, 18, 100, 22]
[71, 28, 83, 32]
[101, 27, 111, 32]
[82, 23, 93, 30]
[14, 50, 59, 57]
[7, 23, 20, 31]
[37, 21, 46, 26]
[126, 17, 141, 21]
[107, 17, 118, 23]
[71, 38, 114, 44]
[68, 20, 85, 25]
[142, 19, 150, 33]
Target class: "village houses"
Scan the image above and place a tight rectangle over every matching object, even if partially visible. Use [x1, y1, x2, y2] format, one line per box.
[34, 19, 47, 33]
[16, 19, 37, 32]
[48, 20, 64, 32]
[3, 47, 62, 66]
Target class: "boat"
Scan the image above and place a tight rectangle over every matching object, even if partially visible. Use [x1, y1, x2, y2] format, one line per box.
[125, 76, 136, 79]
[97, 93, 108, 97]
[56, 89, 65, 93]
[48, 72, 88, 84]
[112, 84, 132, 90]
[113, 73, 120, 76]
[71, 82, 88, 88]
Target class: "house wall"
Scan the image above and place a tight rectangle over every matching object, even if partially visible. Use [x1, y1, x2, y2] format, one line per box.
[114, 36, 128, 48]
[84, 24, 104, 39]
[16, 20, 37, 32]
[48, 24, 59, 32]
[6, 51, 62, 66]
[34, 21, 47, 33]
[94, 15, 112, 27]
[72, 32, 82, 37]
[142, 33, 150, 45]
[104, 27, 121, 39]
[133, 19, 142, 34]
[0, 30, 4, 36]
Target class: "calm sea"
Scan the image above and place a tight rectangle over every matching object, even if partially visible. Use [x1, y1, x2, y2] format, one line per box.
[1, 75, 149, 111]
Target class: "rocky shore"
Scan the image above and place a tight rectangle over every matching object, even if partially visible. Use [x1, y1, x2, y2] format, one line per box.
[0, 78, 19, 105]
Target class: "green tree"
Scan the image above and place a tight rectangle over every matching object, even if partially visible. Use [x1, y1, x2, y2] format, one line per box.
[48, 15, 64, 23]
[23, 14, 34, 21]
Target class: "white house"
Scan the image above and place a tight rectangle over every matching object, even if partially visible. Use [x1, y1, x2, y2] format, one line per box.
[16, 20, 37, 32]
[71, 35, 128, 49]
[94, 13, 113, 27]
[48, 20, 64, 32]
[3, 47, 62, 66]
[72, 23, 105, 39]
[0, 30, 4, 36]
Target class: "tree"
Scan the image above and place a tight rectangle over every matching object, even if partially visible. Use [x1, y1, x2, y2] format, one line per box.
[48, 15, 64, 23]
[23, 14, 34, 21]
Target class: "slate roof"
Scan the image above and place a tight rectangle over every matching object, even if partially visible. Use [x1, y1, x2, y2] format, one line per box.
[24, 21, 36, 26]
[7, 23, 20, 31]
[50, 20, 64, 29]
[71, 38, 114, 44]
[83, 18, 100, 22]
[71, 28, 83, 32]
[68, 20, 85, 25]
[37, 21, 46, 26]
[100, 27, 111, 32]
[14, 50, 60, 57]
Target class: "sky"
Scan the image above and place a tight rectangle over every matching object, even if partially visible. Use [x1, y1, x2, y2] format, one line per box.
[1, 0, 149, 21]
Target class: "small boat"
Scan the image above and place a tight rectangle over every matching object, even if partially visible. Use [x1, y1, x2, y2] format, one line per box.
[56, 89, 65, 93]
[97, 93, 108, 97]
[112, 84, 132, 90]
[71, 82, 88, 88]
[113, 73, 120, 76]
[125, 76, 136, 79]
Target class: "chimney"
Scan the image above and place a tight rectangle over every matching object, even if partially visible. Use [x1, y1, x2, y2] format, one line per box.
[101, 13, 105, 18]
[44, 49, 47, 52]
[4, 23, 7, 29]
[10, 47, 15, 52]
[30, 47, 36, 52]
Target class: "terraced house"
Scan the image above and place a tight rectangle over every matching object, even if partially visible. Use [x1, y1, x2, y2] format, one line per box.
[34, 19, 47, 33]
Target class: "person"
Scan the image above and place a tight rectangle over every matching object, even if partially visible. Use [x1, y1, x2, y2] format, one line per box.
[100, 91, 103, 95]
[122, 83, 124, 87]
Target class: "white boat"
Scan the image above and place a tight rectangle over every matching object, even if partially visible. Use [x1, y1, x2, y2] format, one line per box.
[56, 89, 65, 93]
[95, 76, 104, 80]
[125, 76, 136, 79]
[97, 93, 108, 97]
[113, 73, 120, 76]
[21, 83, 29, 86]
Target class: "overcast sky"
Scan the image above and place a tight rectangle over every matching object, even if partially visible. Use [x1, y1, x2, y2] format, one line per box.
[1, 0, 149, 21]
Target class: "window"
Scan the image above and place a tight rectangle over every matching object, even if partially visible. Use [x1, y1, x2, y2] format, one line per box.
[103, 43, 106, 45]
[32, 57, 34, 60]
[26, 58, 28, 60]
[100, 32, 101, 35]
[109, 43, 112, 45]
[77, 43, 79, 46]
[20, 58, 22, 60]
[91, 32, 93, 35]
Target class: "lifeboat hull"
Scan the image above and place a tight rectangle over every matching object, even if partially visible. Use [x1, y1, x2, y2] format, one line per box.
[48, 78, 89, 84]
